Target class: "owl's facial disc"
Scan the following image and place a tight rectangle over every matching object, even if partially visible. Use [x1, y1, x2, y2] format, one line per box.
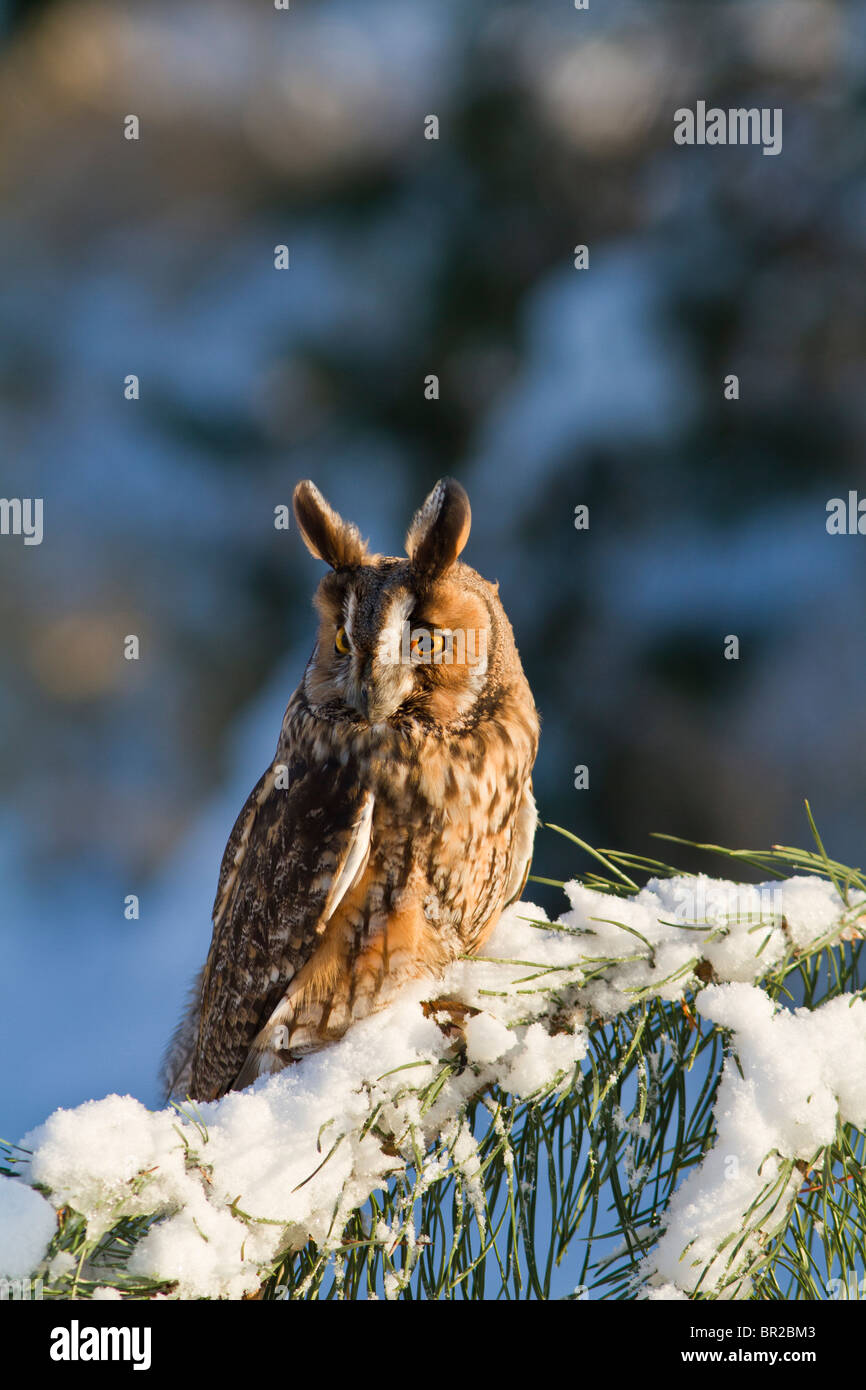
[308, 565, 493, 727]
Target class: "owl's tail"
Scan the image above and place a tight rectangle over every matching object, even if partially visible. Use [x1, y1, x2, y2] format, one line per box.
[160, 966, 205, 1103]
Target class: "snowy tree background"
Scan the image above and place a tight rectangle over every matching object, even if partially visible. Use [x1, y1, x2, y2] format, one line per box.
[0, 0, 865, 1302]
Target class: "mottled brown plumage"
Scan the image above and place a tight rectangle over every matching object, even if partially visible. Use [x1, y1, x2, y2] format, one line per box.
[163, 478, 539, 1102]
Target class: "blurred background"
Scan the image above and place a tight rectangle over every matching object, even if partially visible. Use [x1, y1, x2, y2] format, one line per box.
[1, 0, 865, 1140]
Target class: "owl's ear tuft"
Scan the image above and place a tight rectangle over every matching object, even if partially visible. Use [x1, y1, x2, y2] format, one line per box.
[293, 481, 369, 569]
[406, 478, 471, 585]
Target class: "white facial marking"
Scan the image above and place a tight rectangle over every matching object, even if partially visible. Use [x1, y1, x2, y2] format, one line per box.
[376, 591, 415, 667]
[344, 589, 358, 645]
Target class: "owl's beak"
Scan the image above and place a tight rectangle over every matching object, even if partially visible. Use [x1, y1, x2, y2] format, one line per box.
[358, 684, 373, 720]
[357, 680, 392, 724]
[355, 658, 407, 724]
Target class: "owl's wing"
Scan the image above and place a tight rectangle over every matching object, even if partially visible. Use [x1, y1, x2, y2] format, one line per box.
[502, 782, 537, 908]
[191, 755, 373, 1101]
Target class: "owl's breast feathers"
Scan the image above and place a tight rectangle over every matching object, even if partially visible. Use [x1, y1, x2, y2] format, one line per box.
[189, 682, 538, 1101]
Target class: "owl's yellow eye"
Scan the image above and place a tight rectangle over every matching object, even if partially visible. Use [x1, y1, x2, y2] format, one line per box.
[335, 626, 350, 655]
[410, 629, 447, 660]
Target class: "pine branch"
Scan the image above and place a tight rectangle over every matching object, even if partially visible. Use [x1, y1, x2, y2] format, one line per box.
[3, 812, 864, 1301]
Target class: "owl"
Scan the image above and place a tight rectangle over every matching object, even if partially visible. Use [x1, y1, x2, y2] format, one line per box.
[163, 478, 539, 1103]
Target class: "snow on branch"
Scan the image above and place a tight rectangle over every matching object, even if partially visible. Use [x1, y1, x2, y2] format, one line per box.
[643, 985, 866, 1298]
[2, 872, 863, 1299]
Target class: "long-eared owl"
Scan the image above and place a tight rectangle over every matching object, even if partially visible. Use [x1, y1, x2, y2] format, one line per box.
[164, 478, 539, 1102]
